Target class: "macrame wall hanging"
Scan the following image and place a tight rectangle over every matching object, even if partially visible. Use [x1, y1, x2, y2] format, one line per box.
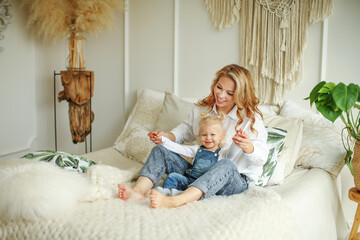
[205, 0, 333, 104]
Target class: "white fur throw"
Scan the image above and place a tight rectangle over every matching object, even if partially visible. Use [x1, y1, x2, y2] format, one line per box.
[0, 159, 139, 221]
[85, 163, 140, 198]
[0, 159, 91, 220]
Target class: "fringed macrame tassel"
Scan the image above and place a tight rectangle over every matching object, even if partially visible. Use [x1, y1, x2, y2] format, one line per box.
[205, 0, 242, 30]
[280, 30, 286, 51]
[279, 13, 288, 28]
[309, 0, 334, 23]
[280, 12, 288, 52]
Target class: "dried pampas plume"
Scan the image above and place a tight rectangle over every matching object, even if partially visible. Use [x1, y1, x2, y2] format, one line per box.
[21, 0, 124, 42]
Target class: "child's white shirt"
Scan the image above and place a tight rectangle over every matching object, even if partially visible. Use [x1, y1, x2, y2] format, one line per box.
[161, 136, 239, 164]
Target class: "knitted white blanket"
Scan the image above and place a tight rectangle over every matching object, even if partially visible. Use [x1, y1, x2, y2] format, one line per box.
[0, 162, 296, 240]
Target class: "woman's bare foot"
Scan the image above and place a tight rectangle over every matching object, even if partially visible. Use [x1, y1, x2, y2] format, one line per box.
[149, 189, 180, 208]
[118, 184, 145, 201]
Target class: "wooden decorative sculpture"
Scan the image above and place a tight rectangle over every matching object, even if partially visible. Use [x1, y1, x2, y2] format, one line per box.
[21, 0, 124, 143]
[58, 32, 94, 143]
[58, 70, 94, 143]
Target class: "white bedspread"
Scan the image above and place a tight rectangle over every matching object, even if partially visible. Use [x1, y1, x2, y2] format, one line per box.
[271, 168, 348, 240]
[0, 185, 294, 239]
[0, 148, 348, 240]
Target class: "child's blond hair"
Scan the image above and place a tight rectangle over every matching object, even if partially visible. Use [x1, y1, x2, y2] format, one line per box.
[197, 113, 226, 147]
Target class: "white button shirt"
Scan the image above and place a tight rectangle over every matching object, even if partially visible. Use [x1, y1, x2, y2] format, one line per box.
[171, 105, 269, 184]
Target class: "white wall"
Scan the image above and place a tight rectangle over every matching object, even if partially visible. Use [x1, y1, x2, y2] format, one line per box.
[0, 1, 37, 160]
[179, 0, 240, 100]
[326, 1, 360, 85]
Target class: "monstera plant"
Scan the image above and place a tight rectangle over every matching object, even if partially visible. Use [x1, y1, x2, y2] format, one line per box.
[306, 81, 360, 185]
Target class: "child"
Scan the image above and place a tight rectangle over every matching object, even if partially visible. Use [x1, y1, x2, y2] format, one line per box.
[151, 113, 238, 196]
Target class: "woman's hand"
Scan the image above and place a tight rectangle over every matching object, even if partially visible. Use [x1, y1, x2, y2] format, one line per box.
[232, 129, 254, 154]
[148, 131, 176, 145]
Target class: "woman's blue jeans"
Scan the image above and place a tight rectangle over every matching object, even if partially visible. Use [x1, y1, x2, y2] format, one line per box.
[139, 145, 249, 199]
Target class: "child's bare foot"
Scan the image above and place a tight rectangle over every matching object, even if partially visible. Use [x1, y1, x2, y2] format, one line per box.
[118, 184, 145, 201]
[149, 189, 180, 208]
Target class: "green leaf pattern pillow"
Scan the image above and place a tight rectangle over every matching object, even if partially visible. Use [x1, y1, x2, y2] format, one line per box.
[257, 126, 287, 186]
[22, 150, 96, 173]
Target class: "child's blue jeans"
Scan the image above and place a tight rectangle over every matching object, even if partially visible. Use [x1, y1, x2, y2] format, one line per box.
[163, 172, 193, 191]
[139, 145, 249, 199]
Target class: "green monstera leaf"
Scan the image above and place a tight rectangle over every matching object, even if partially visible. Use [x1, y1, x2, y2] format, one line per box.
[315, 101, 342, 122]
[332, 83, 359, 112]
[306, 81, 359, 123]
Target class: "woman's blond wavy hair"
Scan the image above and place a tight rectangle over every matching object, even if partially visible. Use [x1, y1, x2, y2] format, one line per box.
[197, 64, 262, 135]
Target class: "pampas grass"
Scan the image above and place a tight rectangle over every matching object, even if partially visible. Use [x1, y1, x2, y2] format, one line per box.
[21, 0, 124, 42]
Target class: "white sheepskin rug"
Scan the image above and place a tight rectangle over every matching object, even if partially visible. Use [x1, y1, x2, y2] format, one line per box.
[0, 159, 91, 220]
[85, 163, 139, 198]
[0, 159, 138, 221]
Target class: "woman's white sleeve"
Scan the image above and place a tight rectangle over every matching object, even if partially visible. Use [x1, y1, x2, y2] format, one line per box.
[221, 142, 242, 160]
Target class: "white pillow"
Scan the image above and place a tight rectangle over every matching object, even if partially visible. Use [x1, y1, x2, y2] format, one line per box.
[22, 150, 96, 173]
[115, 126, 156, 164]
[257, 126, 287, 186]
[117, 88, 165, 134]
[279, 101, 346, 177]
[258, 104, 280, 116]
[113, 88, 165, 164]
[155, 90, 195, 132]
[263, 114, 304, 179]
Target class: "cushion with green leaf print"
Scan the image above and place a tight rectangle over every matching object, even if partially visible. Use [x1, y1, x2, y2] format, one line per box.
[257, 126, 287, 187]
[22, 150, 96, 173]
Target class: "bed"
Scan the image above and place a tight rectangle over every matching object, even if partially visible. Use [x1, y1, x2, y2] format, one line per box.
[0, 88, 350, 240]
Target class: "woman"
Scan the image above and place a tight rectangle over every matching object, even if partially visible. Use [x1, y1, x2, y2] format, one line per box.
[118, 64, 269, 208]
